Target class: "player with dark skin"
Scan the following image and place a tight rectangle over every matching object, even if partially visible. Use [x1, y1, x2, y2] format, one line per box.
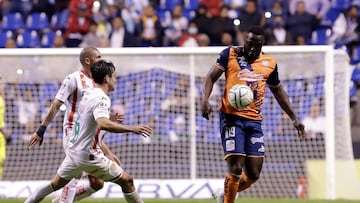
[201, 26, 306, 203]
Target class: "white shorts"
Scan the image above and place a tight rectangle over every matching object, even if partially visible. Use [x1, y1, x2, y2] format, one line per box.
[57, 150, 123, 182]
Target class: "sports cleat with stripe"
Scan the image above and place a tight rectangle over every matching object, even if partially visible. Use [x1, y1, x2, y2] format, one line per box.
[212, 188, 224, 203]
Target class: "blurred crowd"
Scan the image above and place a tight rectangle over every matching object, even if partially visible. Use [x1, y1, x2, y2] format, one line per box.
[0, 0, 359, 51]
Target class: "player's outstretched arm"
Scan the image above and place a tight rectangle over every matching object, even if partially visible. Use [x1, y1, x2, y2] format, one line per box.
[96, 117, 153, 137]
[29, 99, 63, 149]
[201, 65, 223, 120]
[269, 83, 306, 138]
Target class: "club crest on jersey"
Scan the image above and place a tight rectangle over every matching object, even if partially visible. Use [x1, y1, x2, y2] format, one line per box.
[262, 60, 269, 67]
[99, 101, 106, 107]
[237, 56, 248, 67]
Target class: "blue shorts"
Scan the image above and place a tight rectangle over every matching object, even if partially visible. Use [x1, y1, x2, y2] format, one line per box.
[219, 112, 265, 159]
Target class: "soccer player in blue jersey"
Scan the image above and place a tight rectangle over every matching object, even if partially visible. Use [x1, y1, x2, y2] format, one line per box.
[201, 26, 306, 203]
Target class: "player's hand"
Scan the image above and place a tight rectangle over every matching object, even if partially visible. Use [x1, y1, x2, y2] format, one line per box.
[110, 113, 124, 123]
[293, 120, 306, 139]
[133, 125, 153, 137]
[28, 133, 43, 149]
[201, 99, 212, 120]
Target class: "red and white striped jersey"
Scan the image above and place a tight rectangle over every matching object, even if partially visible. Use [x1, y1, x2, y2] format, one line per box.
[67, 88, 110, 157]
[55, 70, 94, 148]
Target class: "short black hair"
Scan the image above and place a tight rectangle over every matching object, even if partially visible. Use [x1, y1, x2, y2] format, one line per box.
[91, 60, 115, 84]
[248, 26, 265, 36]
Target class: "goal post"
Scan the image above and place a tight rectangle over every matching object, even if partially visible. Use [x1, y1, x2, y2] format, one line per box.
[262, 45, 338, 199]
[0, 46, 359, 200]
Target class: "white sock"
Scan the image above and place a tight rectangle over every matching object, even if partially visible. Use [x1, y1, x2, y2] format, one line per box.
[25, 182, 54, 203]
[124, 191, 143, 203]
[57, 178, 78, 203]
[73, 178, 96, 201]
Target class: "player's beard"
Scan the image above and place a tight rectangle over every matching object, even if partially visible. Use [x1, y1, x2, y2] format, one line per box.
[245, 53, 258, 62]
[244, 48, 260, 62]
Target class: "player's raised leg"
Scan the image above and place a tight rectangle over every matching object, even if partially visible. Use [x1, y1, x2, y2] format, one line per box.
[237, 157, 263, 192]
[73, 175, 104, 201]
[52, 173, 104, 202]
[25, 175, 70, 203]
[52, 178, 78, 203]
[112, 171, 143, 203]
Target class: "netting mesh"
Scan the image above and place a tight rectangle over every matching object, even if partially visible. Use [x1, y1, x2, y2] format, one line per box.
[0, 47, 358, 199]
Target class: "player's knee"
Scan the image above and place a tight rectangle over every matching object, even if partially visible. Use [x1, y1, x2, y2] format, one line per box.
[229, 166, 243, 176]
[122, 174, 134, 188]
[246, 170, 261, 181]
[114, 172, 135, 193]
[226, 156, 244, 175]
[109, 161, 123, 178]
[89, 176, 104, 191]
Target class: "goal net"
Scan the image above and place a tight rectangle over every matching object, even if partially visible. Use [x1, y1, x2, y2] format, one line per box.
[0, 46, 359, 200]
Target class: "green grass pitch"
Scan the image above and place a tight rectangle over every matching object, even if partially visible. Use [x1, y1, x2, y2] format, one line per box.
[3, 198, 360, 203]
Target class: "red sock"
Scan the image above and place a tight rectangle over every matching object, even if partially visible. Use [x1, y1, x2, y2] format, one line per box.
[224, 173, 240, 203]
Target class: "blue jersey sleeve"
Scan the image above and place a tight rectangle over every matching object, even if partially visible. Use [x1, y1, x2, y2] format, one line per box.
[266, 64, 280, 86]
[216, 47, 230, 70]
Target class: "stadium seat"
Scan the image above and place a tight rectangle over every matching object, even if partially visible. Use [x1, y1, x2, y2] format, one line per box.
[351, 65, 360, 82]
[158, 0, 183, 10]
[1, 12, 25, 31]
[26, 12, 50, 31]
[311, 27, 331, 45]
[350, 81, 357, 98]
[39, 82, 60, 100]
[321, 8, 341, 28]
[351, 45, 360, 65]
[331, 0, 351, 11]
[183, 9, 195, 21]
[17, 30, 41, 48]
[0, 31, 14, 48]
[313, 76, 325, 97]
[157, 10, 171, 25]
[285, 79, 306, 97]
[50, 10, 69, 30]
[40, 31, 56, 48]
[184, 0, 199, 10]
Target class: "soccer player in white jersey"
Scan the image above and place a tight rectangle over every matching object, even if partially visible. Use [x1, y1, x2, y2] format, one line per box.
[25, 59, 152, 203]
[28, 47, 122, 203]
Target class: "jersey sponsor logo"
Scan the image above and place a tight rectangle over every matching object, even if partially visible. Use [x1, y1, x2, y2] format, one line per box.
[226, 140, 235, 151]
[99, 101, 108, 108]
[250, 136, 264, 144]
[237, 69, 265, 81]
[258, 145, 265, 152]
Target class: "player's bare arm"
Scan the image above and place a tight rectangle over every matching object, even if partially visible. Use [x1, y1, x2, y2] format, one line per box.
[101, 141, 121, 166]
[103, 113, 123, 166]
[201, 64, 224, 120]
[29, 99, 64, 149]
[0, 128, 10, 140]
[96, 117, 153, 137]
[268, 83, 306, 138]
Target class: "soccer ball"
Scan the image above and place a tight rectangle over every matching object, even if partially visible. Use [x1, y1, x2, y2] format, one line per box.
[227, 84, 254, 109]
